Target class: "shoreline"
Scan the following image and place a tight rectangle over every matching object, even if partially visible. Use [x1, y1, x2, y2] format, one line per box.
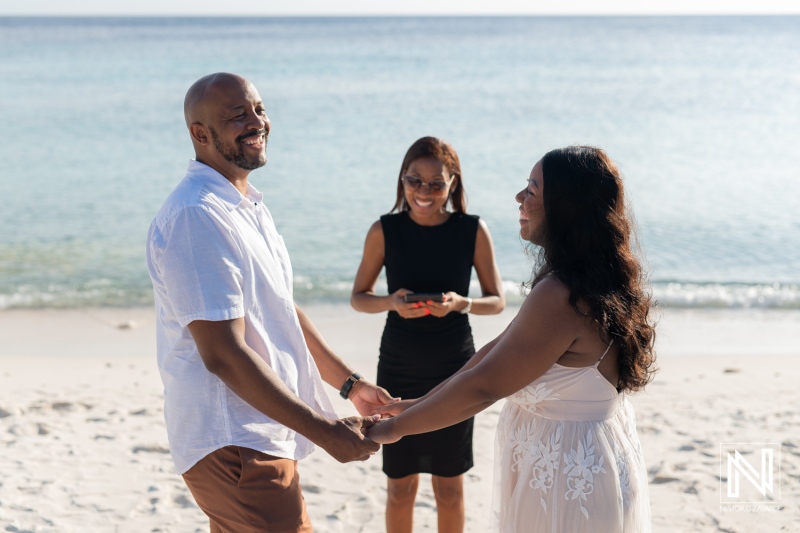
[2, 304, 799, 359]
[1, 305, 798, 532]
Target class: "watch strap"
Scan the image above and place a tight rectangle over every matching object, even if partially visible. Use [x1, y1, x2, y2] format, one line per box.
[339, 372, 362, 400]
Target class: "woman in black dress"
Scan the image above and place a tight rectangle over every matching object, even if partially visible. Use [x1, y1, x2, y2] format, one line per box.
[351, 137, 505, 533]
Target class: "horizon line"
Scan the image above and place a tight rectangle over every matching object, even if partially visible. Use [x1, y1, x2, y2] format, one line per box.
[2, 13, 800, 18]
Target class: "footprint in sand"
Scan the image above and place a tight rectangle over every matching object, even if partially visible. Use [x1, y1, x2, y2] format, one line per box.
[683, 484, 698, 494]
[173, 493, 196, 508]
[637, 425, 660, 435]
[651, 475, 681, 484]
[5, 526, 34, 533]
[132, 445, 170, 454]
[327, 495, 376, 529]
[647, 461, 664, 477]
[51, 402, 74, 412]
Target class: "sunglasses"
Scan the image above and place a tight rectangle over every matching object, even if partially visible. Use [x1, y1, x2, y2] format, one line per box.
[402, 175, 451, 194]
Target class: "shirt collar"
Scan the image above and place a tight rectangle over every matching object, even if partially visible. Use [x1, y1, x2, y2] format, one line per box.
[185, 160, 264, 211]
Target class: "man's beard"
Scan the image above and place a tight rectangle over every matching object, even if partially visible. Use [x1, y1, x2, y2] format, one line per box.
[209, 126, 267, 171]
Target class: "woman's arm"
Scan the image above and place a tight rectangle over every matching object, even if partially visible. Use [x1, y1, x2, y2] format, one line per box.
[369, 277, 580, 443]
[350, 221, 393, 313]
[350, 221, 426, 318]
[469, 219, 506, 314]
[374, 320, 511, 417]
[427, 219, 506, 316]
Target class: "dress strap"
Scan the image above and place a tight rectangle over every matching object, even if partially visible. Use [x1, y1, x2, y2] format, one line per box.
[595, 340, 614, 366]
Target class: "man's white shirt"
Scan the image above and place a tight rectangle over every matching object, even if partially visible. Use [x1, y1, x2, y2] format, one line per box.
[146, 160, 336, 474]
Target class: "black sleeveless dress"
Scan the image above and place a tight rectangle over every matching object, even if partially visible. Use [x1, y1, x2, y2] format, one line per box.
[378, 211, 479, 479]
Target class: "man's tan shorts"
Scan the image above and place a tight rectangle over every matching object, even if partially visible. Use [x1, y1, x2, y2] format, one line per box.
[182, 445, 312, 533]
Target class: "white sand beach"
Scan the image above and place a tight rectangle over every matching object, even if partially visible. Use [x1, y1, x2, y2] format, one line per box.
[1, 305, 798, 532]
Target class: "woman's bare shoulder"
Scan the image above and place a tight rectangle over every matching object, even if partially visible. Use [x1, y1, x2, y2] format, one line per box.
[359, 220, 385, 255]
[518, 276, 580, 326]
[528, 274, 571, 302]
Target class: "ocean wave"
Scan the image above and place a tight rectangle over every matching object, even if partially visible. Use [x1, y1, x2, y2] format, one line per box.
[484, 280, 800, 310]
[651, 282, 800, 310]
[1, 278, 798, 311]
[0, 281, 152, 310]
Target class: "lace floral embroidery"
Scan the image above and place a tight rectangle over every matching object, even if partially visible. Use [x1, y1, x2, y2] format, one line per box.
[509, 421, 535, 474]
[564, 432, 607, 519]
[615, 446, 632, 507]
[508, 422, 563, 512]
[511, 382, 560, 414]
[530, 425, 562, 511]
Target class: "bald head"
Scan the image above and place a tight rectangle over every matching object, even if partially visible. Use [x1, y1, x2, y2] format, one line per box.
[184, 72, 252, 128]
[182, 73, 270, 180]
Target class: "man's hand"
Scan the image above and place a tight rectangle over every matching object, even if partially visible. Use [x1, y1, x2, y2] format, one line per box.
[319, 415, 381, 463]
[349, 380, 399, 416]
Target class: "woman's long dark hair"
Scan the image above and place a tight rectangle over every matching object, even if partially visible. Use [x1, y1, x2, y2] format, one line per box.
[390, 136, 467, 213]
[532, 146, 656, 392]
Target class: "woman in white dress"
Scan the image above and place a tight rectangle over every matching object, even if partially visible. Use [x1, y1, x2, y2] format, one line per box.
[369, 146, 656, 532]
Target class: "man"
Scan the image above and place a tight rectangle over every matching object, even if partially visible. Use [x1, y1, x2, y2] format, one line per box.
[146, 72, 394, 532]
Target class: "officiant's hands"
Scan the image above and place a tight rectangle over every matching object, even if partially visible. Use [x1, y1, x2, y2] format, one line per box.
[425, 291, 466, 317]
[390, 288, 430, 319]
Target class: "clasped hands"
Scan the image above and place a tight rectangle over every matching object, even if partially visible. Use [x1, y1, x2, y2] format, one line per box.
[327, 380, 416, 461]
[352, 380, 419, 446]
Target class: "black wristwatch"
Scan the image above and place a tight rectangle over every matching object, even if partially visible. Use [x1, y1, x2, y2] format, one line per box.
[339, 372, 362, 400]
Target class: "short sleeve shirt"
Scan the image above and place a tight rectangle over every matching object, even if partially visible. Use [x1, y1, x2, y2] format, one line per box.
[146, 160, 336, 474]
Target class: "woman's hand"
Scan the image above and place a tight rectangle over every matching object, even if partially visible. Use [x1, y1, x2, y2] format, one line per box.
[374, 398, 418, 418]
[349, 380, 400, 416]
[365, 417, 401, 444]
[390, 288, 433, 319]
[426, 291, 466, 318]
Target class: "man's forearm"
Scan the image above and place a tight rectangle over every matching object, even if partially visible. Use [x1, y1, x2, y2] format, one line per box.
[295, 303, 354, 390]
[188, 319, 335, 445]
[293, 304, 397, 418]
[188, 317, 380, 463]
[215, 345, 336, 442]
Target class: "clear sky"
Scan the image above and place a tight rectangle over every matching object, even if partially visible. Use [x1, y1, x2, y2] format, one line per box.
[3, 0, 800, 16]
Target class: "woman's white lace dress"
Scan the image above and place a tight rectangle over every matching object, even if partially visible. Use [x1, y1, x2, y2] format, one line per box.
[491, 348, 651, 532]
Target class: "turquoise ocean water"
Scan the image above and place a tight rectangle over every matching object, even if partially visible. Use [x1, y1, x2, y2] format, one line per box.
[0, 16, 798, 309]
